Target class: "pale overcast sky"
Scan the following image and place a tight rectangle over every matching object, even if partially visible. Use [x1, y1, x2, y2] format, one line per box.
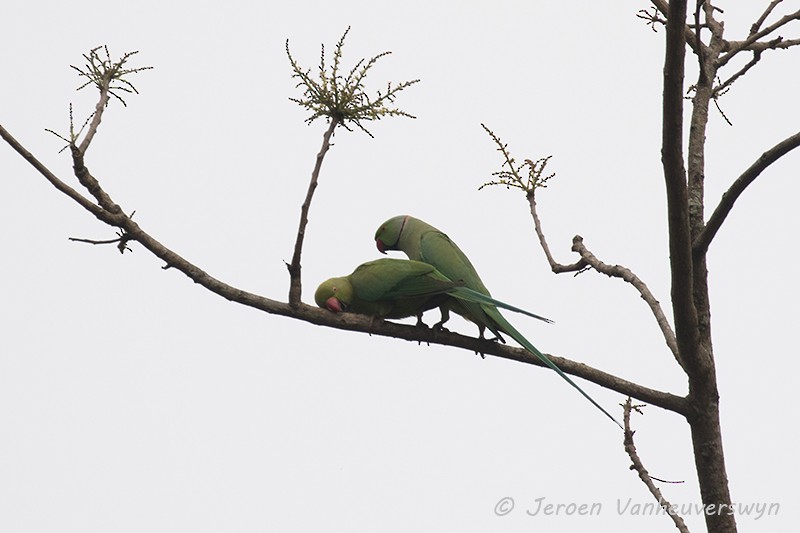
[2, 1, 797, 532]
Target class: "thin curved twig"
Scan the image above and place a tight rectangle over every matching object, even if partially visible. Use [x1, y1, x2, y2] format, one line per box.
[287, 117, 339, 305]
[570, 236, 682, 368]
[526, 191, 587, 273]
[0, 124, 111, 221]
[623, 399, 690, 533]
[751, 1, 784, 36]
[714, 50, 762, 96]
[78, 80, 110, 155]
[694, 130, 800, 256]
[69, 232, 133, 254]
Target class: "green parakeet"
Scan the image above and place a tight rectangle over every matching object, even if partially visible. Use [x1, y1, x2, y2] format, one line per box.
[315, 258, 554, 324]
[375, 215, 518, 339]
[375, 215, 622, 428]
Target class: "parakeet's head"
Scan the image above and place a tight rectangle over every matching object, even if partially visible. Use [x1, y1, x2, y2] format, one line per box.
[314, 277, 353, 313]
[374, 215, 408, 254]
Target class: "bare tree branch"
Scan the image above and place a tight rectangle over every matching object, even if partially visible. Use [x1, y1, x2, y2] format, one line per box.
[714, 50, 762, 95]
[288, 117, 338, 305]
[701, 0, 726, 54]
[78, 84, 109, 155]
[526, 191, 587, 273]
[694, 130, 800, 256]
[69, 232, 133, 254]
[0, 124, 112, 222]
[694, 0, 708, 85]
[0, 122, 689, 416]
[570, 236, 682, 368]
[751, 1, 785, 36]
[623, 399, 691, 533]
[718, 8, 800, 67]
[70, 144, 123, 213]
[742, 36, 800, 52]
[637, 7, 666, 33]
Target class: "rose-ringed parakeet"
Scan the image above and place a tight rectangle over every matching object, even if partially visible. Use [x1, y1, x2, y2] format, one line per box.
[315, 258, 553, 324]
[374, 215, 622, 429]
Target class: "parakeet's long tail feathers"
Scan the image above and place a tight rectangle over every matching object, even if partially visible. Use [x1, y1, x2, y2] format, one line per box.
[450, 287, 554, 324]
[485, 307, 623, 429]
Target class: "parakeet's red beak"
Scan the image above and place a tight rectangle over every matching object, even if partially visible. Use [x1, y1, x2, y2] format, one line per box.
[325, 297, 343, 313]
[376, 239, 386, 254]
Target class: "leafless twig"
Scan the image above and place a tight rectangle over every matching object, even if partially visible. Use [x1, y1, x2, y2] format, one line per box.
[623, 399, 690, 533]
[718, 8, 800, 67]
[713, 50, 762, 95]
[569, 236, 682, 367]
[694, 129, 800, 256]
[69, 230, 133, 254]
[637, 7, 665, 32]
[694, 1, 708, 84]
[287, 117, 338, 305]
[751, 0, 784, 36]
[0, 124, 111, 222]
[526, 191, 587, 274]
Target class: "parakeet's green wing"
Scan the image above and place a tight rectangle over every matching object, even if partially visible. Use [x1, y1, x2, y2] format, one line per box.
[350, 259, 456, 302]
[417, 230, 503, 335]
[418, 231, 490, 292]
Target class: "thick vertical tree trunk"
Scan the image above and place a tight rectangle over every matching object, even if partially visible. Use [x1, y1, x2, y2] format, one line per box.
[662, 2, 737, 532]
[688, 367, 737, 533]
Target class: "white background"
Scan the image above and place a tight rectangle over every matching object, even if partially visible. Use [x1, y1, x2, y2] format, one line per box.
[1, 1, 797, 531]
